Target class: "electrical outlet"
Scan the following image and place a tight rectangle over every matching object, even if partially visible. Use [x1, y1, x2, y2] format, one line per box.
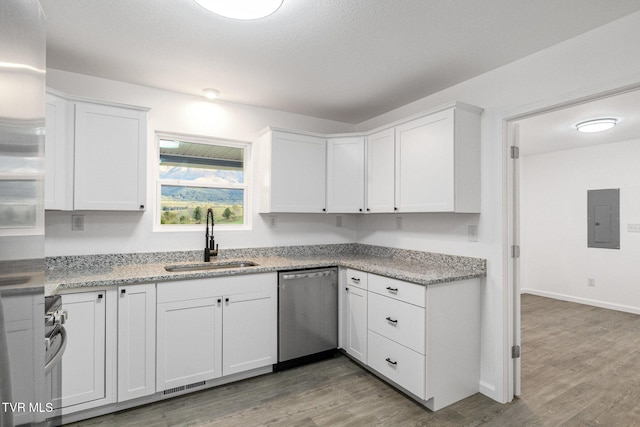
[72, 214, 84, 231]
[587, 278, 595, 287]
[268, 216, 277, 229]
[468, 225, 479, 242]
[336, 216, 343, 228]
[395, 216, 403, 230]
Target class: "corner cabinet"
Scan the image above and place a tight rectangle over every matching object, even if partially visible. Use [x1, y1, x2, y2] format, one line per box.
[257, 129, 326, 213]
[394, 104, 482, 213]
[44, 90, 149, 211]
[326, 137, 366, 213]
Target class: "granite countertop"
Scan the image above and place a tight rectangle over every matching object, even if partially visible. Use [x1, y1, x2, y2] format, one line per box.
[45, 244, 486, 295]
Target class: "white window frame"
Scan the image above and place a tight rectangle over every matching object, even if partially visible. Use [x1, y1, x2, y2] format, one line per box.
[154, 132, 252, 232]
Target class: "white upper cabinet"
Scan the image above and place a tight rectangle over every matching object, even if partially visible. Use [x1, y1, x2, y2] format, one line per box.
[366, 128, 395, 213]
[326, 137, 365, 213]
[44, 91, 149, 211]
[257, 101, 481, 215]
[258, 129, 326, 213]
[45, 92, 74, 210]
[395, 103, 481, 213]
[74, 102, 147, 211]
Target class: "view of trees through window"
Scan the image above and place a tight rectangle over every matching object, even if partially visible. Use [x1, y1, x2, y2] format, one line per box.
[158, 137, 246, 226]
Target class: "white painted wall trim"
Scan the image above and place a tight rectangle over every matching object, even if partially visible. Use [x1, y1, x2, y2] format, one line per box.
[521, 289, 640, 315]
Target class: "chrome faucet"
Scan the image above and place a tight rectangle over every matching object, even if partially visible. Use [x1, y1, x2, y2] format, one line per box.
[204, 208, 218, 262]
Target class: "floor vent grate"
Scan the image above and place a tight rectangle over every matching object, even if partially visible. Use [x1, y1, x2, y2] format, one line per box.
[186, 381, 206, 390]
[163, 381, 207, 395]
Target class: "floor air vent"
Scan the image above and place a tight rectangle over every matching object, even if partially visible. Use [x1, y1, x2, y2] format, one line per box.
[163, 381, 207, 395]
[186, 381, 206, 390]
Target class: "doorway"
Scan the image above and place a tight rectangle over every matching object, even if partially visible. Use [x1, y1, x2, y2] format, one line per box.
[506, 84, 640, 400]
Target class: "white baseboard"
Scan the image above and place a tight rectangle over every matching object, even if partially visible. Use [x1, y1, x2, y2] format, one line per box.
[479, 380, 500, 402]
[521, 288, 640, 315]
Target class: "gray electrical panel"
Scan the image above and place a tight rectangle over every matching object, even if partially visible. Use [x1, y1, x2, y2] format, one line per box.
[587, 189, 620, 249]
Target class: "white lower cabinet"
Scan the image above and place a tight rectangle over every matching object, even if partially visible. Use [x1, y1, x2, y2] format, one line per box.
[156, 296, 223, 391]
[367, 330, 425, 398]
[342, 269, 368, 363]
[222, 289, 275, 375]
[341, 269, 481, 411]
[58, 290, 116, 413]
[156, 273, 277, 392]
[117, 284, 156, 402]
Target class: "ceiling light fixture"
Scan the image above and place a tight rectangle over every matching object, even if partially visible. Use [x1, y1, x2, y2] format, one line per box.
[193, 0, 283, 20]
[202, 88, 220, 100]
[575, 118, 617, 133]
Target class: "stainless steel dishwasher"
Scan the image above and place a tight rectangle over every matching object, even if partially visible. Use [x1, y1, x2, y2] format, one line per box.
[277, 267, 338, 370]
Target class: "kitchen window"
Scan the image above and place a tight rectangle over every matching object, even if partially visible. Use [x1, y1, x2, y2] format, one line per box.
[156, 133, 250, 230]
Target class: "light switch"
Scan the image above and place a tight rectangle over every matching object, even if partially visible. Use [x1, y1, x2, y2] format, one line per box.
[628, 224, 640, 233]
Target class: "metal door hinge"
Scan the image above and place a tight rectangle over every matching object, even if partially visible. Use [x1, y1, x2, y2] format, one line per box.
[510, 146, 519, 159]
[511, 245, 520, 258]
[512, 345, 521, 359]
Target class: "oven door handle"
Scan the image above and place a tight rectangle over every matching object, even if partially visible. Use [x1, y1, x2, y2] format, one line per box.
[44, 325, 67, 375]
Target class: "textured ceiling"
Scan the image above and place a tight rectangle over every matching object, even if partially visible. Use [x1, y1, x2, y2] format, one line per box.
[519, 89, 640, 156]
[40, 0, 640, 124]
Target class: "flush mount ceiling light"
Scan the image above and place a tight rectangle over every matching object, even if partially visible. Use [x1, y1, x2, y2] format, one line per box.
[193, 0, 283, 20]
[202, 88, 220, 100]
[575, 118, 617, 133]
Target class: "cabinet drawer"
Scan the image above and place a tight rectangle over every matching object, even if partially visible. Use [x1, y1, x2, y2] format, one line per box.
[368, 331, 425, 399]
[368, 274, 425, 307]
[368, 292, 425, 353]
[346, 269, 367, 290]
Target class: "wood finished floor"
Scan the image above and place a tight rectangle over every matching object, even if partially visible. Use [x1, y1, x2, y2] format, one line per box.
[68, 295, 640, 426]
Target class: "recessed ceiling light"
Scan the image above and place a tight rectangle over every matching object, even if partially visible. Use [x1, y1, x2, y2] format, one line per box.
[193, 0, 283, 20]
[575, 118, 617, 133]
[202, 88, 220, 100]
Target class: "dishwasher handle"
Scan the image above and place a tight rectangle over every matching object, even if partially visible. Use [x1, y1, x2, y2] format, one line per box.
[281, 270, 335, 281]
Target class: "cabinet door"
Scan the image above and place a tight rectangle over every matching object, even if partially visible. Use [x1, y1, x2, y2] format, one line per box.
[74, 102, 147, 211]
[344, 285, 367, 363]
[366, 128, 395, 212]
[395, 109, 454, 212]
[270, 131, 326, 212]
[118, 284, 155, 402]
[45, 93, 73, 210]
[156, 297, 222, 391]
[58, 291, 106, 409]
[222, 290, 276, 375]
[327, 137, 365, 213]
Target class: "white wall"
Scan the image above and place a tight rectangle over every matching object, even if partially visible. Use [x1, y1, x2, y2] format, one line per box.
[44, 69, 359, 256]
[44, 10, 640, 406]
[521, 140, 640, 313]
[354, 11, 640, 404]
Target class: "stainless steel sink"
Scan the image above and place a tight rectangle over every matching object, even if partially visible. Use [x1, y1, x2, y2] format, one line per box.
[164, 261, 258, 272]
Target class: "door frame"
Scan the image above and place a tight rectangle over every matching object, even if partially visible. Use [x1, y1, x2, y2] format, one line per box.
[503, 81, 640, 402]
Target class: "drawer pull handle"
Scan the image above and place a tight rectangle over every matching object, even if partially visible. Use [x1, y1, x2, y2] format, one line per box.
[385, 357, 397, 366]
[386, 287, 398, 293]
[351, 277, 360, 283]
[385, 316, 398, 325]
